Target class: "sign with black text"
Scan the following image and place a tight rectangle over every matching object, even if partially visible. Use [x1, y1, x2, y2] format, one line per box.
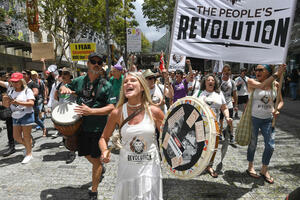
[170, 0, 296, 64]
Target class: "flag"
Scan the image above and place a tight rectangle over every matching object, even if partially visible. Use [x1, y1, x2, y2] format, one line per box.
[160, 51, 164, 71]
[213, 60, 224, 73]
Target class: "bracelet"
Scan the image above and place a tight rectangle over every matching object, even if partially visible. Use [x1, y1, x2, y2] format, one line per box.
[272, 74, 278, 79]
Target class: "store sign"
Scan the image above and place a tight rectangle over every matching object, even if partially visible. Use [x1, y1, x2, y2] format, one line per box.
[127, 28, 141, 53]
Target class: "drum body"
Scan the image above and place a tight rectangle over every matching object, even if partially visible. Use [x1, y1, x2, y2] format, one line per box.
[160, 97, 219, 179]
[51, 102, 82, 136]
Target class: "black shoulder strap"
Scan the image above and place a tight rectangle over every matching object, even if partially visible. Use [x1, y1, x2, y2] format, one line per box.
[241, 76, 248, 88]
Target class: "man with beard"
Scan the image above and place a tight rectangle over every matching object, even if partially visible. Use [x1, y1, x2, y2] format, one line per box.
[60, 52, 115, 200]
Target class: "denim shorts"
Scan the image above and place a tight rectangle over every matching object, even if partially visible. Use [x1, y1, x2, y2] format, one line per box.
[13, 112, 35, 126]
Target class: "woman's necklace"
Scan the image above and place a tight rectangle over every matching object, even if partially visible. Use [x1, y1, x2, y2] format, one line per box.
[127, 103, 142, 108]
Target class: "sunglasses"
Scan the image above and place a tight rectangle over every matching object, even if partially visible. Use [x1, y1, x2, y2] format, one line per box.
[147, 77, 155, 80]
[89, 59, 103, 66]
[255, 68, 264, 72]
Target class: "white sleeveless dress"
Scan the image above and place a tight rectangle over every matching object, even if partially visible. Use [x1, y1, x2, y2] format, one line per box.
[113, 103, 163, 200]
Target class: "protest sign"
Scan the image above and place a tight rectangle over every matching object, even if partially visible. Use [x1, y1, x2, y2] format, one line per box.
[31, 42, 54, 61]
[70, 43, 96, 61]
[170, 0, 297, 64]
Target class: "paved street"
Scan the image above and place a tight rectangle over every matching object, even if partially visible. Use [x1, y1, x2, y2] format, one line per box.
[0, 97, 300, 200]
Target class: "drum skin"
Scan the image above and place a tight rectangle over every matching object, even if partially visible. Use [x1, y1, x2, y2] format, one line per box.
[159, 96, 218, 179]
[51, 102, 82, 136]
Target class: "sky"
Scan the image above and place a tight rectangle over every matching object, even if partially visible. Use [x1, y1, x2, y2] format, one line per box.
[133, 0, 166, 42]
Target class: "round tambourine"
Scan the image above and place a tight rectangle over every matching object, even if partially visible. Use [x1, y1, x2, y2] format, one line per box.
[159, 96, 219, 179]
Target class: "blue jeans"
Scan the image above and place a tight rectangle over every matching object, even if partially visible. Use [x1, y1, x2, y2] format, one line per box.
[289, 82, 298, 100]
[247, 116, 275, 166]
[34, 105, 45, 129]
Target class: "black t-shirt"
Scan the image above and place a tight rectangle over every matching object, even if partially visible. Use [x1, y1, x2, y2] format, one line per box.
[27, 80, 39, 105]
[47, 76, 55, 94]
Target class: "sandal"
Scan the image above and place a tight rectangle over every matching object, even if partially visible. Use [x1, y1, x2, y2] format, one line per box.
[260, 173, 274, 184]
[207, 167, 218, 178]
[246, 170, 260, 179]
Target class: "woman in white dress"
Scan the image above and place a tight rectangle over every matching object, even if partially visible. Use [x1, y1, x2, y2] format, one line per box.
[99, 72, 164, 200]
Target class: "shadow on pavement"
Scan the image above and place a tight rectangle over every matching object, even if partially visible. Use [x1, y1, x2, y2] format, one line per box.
[0, 154, 23, 167]
[42, 151, 69, 162]
[34, 142, 62, 152]
[163, 177, 252, 200]
[40, 182, 92, 200]
[222, 170, 264, 187]
[270, 163, 300, 178]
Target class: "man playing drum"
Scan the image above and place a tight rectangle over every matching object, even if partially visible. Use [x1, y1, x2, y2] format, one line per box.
[60, 52, 115, 200]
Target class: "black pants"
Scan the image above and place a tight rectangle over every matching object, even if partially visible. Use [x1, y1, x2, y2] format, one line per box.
[6, 117, 14, 146]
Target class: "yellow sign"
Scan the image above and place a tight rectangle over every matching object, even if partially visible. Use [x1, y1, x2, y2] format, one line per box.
[70, 43, 96, 61]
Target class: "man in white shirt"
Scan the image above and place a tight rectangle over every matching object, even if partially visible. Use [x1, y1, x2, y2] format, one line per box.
[219, 64, 238, 143]
[143, 69, 172, 114]
[187, 71, 200, 96]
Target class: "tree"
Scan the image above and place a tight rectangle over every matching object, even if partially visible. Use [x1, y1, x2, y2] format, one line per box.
[141, 32, 151, 53]
[38, 0, 138, 63]
[142, 0, 175, 30]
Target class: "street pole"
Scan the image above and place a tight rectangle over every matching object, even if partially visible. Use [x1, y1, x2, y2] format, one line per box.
[124, 0, 127, 69]
[105, 0, 111, 70]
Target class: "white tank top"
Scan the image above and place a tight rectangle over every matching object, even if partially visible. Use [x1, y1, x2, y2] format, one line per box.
[120, 103, 159, 163]
[252, 88, 275, 119]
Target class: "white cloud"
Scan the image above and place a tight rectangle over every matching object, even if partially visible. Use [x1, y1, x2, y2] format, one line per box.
[133, 0, 166, 42]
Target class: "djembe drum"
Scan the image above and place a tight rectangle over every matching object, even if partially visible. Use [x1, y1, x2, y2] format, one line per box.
[51, 102, 82, 151]
[160, 96, 219, 179]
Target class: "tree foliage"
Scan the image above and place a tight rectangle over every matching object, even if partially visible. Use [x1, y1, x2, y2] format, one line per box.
[142, 0, 175, 29]
[38, 0, 138, 62]
[141, 32, 151, 53]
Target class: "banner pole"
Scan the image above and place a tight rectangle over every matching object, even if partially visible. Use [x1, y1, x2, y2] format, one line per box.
[166, 0, 179, 71]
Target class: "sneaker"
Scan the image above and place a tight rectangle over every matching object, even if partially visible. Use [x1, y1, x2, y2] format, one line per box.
[88, 191, 98, 200]
[2, 146, 16, 157]
[21, 155, 33, 164]
[36, 125, 41, 130]
[52, 131, 60, 138]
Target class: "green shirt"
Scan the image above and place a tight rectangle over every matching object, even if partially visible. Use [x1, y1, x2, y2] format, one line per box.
[67, 75, 116, 133]
[109, 74, 123, 102]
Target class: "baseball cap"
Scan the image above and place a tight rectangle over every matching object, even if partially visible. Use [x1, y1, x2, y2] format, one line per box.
[31, 70, 38, 76]
[88, 52, 102, 61]
[10, 72, 23, 82]
[113, 64, 123, 71]
[62, 67, 71, 73]
[48, 64, 57, 73]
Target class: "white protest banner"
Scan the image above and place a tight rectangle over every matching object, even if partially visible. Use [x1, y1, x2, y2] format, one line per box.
[170, 0, 297, 64]
[31, 42, 55, 61]
[169, 54, 186, 72]
[127, 28, 141, 53]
